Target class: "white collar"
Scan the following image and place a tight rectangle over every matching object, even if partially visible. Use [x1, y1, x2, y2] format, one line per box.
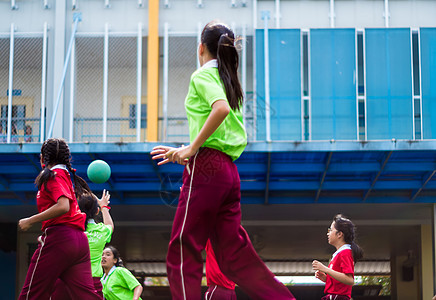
[332, 244, 351, 260]
[202, 59, 218, 69]
[101, 265, 116, 284]
[50, 164, 68, 171]
[87, 219, 96, 224]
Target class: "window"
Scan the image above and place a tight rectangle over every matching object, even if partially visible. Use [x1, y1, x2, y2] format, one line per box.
[1, 104, 26, 130]
[129, 104, 147, 129]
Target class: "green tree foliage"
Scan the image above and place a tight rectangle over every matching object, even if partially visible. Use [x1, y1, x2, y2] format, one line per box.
[359, 276, 391, 296]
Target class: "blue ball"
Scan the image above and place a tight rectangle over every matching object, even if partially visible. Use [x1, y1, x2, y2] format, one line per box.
[87, 160, 111, 184]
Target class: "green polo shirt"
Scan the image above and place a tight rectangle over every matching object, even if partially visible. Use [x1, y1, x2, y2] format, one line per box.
[185, 64, 247, 161]
[101, 266, 142, 300]
[85, 221, 113, 277]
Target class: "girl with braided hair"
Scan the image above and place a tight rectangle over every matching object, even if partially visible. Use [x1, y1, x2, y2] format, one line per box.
[312, 214, 364, 300]
[18, 138, 101, 299]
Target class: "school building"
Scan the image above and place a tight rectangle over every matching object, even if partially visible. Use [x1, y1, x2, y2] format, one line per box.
[0, 0, 435, 299]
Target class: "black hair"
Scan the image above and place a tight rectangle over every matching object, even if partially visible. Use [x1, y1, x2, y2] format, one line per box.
[201, 21, 243, 111]
[35, 138, 91, 197]
[78, 192, 99, 230]
[333, 214, 364, 261]
[105, 245, 124, 267]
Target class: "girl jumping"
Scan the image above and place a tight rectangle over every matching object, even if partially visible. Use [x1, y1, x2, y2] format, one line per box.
[18, 138, 101, 299]
[151, 21, 295, 300]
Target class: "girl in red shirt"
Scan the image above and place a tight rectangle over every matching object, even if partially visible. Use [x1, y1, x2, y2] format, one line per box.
[18, 138, 101, 299]
[312, 214, 363, 300]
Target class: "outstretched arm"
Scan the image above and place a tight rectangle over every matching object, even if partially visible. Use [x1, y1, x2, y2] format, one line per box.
[98, 189, 114, 232]
[18, 197, 70, 231]
[151, 100, 230, 165]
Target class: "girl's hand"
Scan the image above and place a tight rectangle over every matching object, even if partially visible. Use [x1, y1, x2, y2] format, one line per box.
[312, 260, 328, 273]
[315, 270, 327, 282]
[169, 145, 196, 165]
[151, 146, 177, 165]
[18, 217, 33, 231]
[98, 189, 111, 207]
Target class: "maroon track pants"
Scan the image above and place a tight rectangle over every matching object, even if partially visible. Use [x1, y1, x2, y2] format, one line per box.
[18, 225, 101, 300]
[166, 147, 295, 300]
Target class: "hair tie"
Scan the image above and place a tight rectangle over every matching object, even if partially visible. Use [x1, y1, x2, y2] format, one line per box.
[72, 168, 77, 172]
[42, 164, 46, 168]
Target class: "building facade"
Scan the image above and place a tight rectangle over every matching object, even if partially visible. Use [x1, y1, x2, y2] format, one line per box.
[0, 0, 435, 299]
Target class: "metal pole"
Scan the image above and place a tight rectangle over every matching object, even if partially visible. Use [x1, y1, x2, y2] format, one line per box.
[10, 0, 18, 10]
[275, 0, 280, 28]
[69, 28, 76, 143]
[43, 0, 50, 9]
[308, 30, 312, 140]
[252, 0, 257, 140]
[384, 0, 389, 28]
[410, 29, 415, 140]
[363, 29, 368, 140]
[102, 23, 109, 142]
[136, 22, 143, 142]
[355, 29, 359, 141]
[262, 11, 271, 142]
[163, 22, 169, 141]
[47, 13, 82, 139]
[7, 23, 15, 143]
[242, 24, 247, 127]
[330, 0, 335, 28]
[40, 22, 48, 142]
[418, 28, 423, 139]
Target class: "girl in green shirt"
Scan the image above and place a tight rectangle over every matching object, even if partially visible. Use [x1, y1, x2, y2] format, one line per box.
[79, 190, 114, 297]
[101, 245, 143, 300]
[151, 21, 295, 300]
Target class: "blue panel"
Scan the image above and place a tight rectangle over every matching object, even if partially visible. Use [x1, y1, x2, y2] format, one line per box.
[420, 28, 436, 139]
[366, 28, 413, 139]
[256, 29, 301, 140]
[310, 29, 357, 140]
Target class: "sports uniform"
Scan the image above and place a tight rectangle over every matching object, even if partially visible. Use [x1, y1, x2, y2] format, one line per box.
[87, 219, 113, 294]
[101, 266, 142, 300]
[166, 60, 295, 300]
[19, 165, 100, 299]
[323, 244, 354, 300]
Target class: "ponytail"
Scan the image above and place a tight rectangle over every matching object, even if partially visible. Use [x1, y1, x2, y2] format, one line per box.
[333, 214, 364, 261]
[217, 33, 243, 111]
[201, 21, 244, 111]
[78, 192, 99, 230]
[351, 241, 364, 261]
[34, 167, 56, 191]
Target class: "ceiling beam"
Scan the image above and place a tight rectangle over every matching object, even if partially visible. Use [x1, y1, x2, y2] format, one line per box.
[315, 152, 332, 202]
[411, 170, 436, 202]
[363, 151, 392, 202]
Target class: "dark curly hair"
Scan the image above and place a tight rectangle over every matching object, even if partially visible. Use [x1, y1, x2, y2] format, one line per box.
[35, 138, 91, 197]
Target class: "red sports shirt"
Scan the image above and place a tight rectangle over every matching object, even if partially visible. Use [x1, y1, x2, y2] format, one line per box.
[205, 240, 236, 290]
[36, 167, 85, 231]
[325, 247, 354, 298]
